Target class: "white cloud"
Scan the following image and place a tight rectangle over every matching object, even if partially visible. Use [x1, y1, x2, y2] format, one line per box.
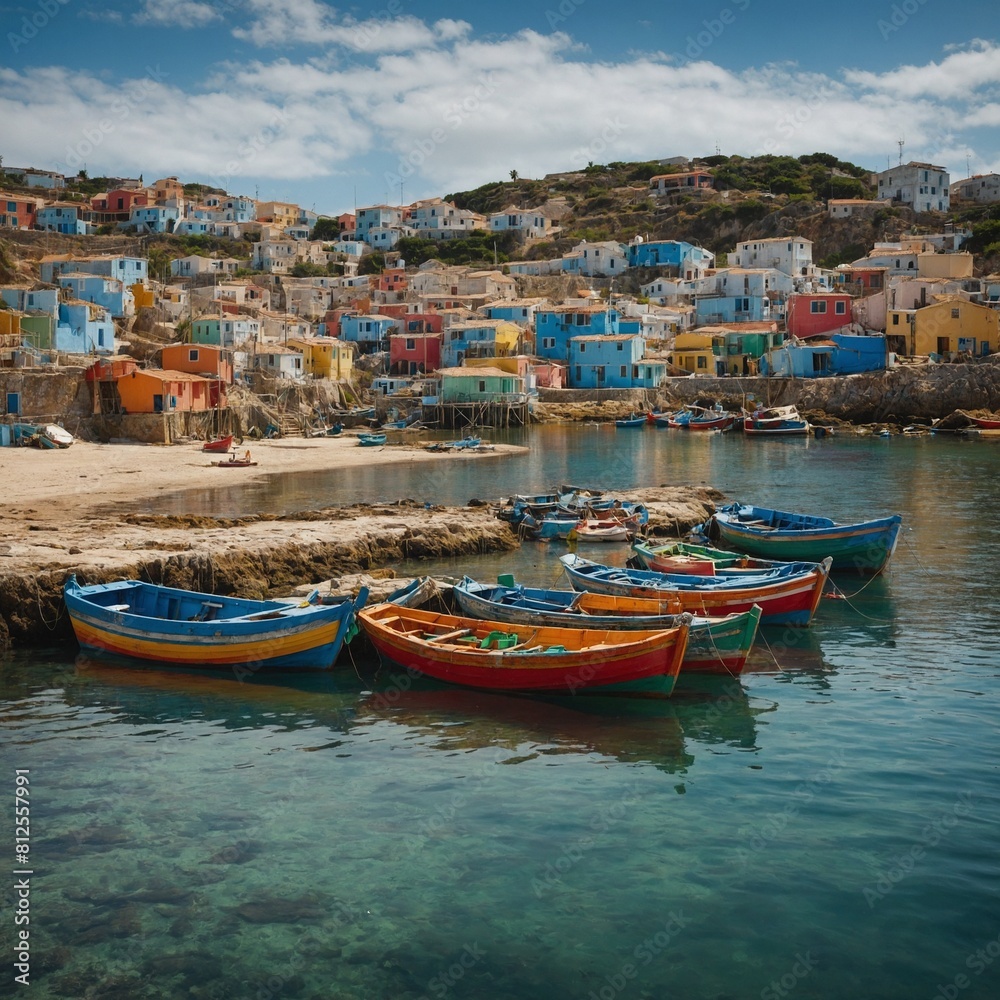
[133, 1, 221, 30]
[5, 25, 999, 209]
[232, 0, 467, 53]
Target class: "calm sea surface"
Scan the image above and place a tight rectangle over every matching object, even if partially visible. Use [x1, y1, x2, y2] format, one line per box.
[3, 427, 999, 1000]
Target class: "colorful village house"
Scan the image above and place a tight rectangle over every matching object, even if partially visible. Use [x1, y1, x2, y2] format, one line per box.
[286, 336, 354, 380]
[886, 297, 1000, 359]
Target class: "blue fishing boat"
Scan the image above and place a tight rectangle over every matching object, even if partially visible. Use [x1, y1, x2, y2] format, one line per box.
[706, 503, 903, 575]
[559, 553, 831, 626]
[358, 432, 387, 446]
[453, 577, 762, 676]
[615, 414, 647, 428]
[743, 405, 811, 436]
[63, 575, 368, 672]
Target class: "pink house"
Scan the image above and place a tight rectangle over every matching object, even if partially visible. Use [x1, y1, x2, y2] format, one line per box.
[376, 268, 407, 293]
[786, 292, 854, 338]
[390, 331, 442, 375]
[533, 362, 567, 388]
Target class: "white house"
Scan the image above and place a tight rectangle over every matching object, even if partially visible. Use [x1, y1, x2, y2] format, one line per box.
[488, 206, 559, 239]
[875, 161, 950, 213]
[731, 237, 815, 277]
[170, 255, 242, 277]
[409, 199, 487, 239]
[253, 345, 305, 379]
[571, 240, 629, 277]
[950, 174, 1000, 205]
[828, 199, 892, 219]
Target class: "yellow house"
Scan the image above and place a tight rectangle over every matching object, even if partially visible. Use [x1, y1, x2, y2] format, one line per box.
[287, 336, 354, 380]
[130, 281, 154, 310]
[256, 201, 300, 228]
[916, 252, 974, 280]
[667, 331, 722, 374]
[0, 311, 23, 337]
[887, 297, 999, 357]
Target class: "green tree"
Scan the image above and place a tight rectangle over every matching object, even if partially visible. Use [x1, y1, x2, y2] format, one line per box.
[509, 169, 519, 181]
[310, 217, 342, 241]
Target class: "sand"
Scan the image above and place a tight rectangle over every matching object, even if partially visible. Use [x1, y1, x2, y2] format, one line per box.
[0, 437, 528, 579]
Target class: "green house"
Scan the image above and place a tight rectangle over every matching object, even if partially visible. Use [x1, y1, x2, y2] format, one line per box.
[438, 366, 524, 403]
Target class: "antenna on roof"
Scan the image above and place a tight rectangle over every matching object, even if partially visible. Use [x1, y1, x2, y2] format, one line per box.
[897, 137, 904, 166]
[966, 151, 972, 177]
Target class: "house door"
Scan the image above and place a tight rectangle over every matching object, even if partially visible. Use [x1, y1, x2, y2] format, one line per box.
[936, 337, 950, 355]
[6, 392, 20, 415]
[153, 394, 163, 412]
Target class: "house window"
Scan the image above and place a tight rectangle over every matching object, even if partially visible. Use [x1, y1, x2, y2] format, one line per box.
[406, 338, 415, 350]
[892, 315, 899, 326]
[951, 308, 960, 319]
[478, 380, 486, 392]
[575, 365, 582, 381]
[835, 302, 846, 315]
[189, 349, 199, 362]
[621, 365, 627, 378]
[579, 342, 586, 353]
[810, 301, 827, 314]
[617, 342, 623, 351]
[697, 356, 707, 369]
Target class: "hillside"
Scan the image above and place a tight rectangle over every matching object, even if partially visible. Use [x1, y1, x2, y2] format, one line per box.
[445, 153, 939, 268]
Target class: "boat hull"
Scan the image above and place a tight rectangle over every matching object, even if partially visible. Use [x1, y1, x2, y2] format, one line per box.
[710, 504, 903, 574]
[560, 554, 831, 627]
[202, 434, 234, 453]
[452, 581, 761, 676]
[64, 576, 365, 671]
[359, 604, 689, 695]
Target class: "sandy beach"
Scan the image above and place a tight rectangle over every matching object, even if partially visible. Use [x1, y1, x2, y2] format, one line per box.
[1, 436, 527, 522]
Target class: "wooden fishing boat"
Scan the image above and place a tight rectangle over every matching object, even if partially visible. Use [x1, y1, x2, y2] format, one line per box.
[202, 433, 234, 453]
[453, 578, 762, 676]
[574, 520, 631, 543]
[615, 414, 647, 428]
[63, 575, 368, 672]
[39, 423, 74, 448]
[631, 540, 784, 575]
[358, 432, 387, 446]
[386, 576, 439, 609]
[707, 502, 903, 575]
[559, 553, 832, 626]
[688, 410, 736, 431]
[743, 405, 810, 436]
[214, 450, 257, 467]
[968, 414, 1000, 430]
[358, 603, 690, 696]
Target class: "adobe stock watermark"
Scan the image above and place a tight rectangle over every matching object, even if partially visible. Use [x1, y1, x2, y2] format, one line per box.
[59, 65, 169, 175]
[670, 0, 752, 67]
[569, 117, 629, 167]
[760, 951, 816, 1000]
[583, 912, 690, 1000]
[861, 791, 975, 908]
[353, 0, 406, 50]
[8, 0, 71, 54]
[212, 107, 293, 193]
[384, 71, 498, 188]
[427, 942, 486, 997]
[933, 929, 1000, 1000]
[757, 86, 830, 157]
[544, 0, 586, 31]
[877, 0, 932, 41]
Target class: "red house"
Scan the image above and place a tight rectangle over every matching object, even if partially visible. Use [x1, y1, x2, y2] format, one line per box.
[376, 268, 408, 293]
[389, 331, 442, 375]
[786, 292, 854, 338]
[0, 193, 40, 229]
[91, 188, 149, 224]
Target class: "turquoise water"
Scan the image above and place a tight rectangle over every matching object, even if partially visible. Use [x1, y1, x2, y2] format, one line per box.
[3, 428, 1000, 999]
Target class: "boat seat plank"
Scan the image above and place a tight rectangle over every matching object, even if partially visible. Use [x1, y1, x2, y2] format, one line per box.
[426, 628, 474, 643]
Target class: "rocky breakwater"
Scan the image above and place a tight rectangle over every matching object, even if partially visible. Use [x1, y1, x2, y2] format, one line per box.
[0, 487, 725, 650]
[0, 501, 519, 650]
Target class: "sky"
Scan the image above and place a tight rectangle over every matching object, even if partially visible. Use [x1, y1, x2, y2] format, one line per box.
[2, 0, 999, 217]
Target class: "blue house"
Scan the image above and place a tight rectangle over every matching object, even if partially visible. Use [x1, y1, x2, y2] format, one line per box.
[440, 320, 519, 368]
[55, 274, 129, 318]
[54, 302, 115, 354]
[567, 334, 664, 388]
[480, 299, 543, 328]
[760, 333, 887, 377]
[40, 255, 147, 287]
[174, 218, 212, 236]
[339, 314, 395, 352]
[694, 294, 771, 326]
[0, 287, 59, 315]
[534, 306, 619, 362]
[37, 204, 92, 235]
[126, 205, 178, 233]
[627, 240, 715, 274]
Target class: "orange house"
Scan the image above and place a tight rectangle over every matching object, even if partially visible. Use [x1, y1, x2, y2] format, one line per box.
[161, 343, 234, 383]
[116, 369, 213, 413]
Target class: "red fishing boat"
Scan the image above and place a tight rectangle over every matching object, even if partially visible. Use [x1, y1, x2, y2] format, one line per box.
[202, 434, 234, 453]
[358, 604, 690, 696]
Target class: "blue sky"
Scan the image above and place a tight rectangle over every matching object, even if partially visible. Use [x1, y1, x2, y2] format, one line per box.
[2, 0, 999, 217]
